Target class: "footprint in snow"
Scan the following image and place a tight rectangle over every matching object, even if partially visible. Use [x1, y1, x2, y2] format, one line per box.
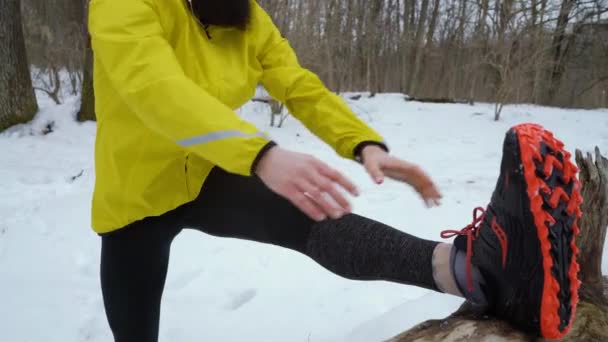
[225, 289, 257, 311]
[0, 224, 7, 258]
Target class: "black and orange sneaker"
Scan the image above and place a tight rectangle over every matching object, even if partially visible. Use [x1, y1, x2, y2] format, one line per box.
[442, 123, 583, 339]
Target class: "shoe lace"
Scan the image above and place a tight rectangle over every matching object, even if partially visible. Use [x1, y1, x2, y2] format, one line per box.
[440, 207, 487, 293]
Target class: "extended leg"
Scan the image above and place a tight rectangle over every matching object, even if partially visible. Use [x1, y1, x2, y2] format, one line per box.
[180, 167, 444, 291]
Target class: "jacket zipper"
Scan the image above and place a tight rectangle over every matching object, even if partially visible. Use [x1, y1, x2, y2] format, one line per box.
[203, 24, 212, 40]
[186, 0, 212, 40]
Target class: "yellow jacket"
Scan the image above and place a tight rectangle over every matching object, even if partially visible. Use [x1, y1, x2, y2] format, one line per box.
[89, 0, 385, 233]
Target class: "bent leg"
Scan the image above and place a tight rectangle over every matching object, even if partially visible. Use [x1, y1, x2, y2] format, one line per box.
[100, 216, 181, 342]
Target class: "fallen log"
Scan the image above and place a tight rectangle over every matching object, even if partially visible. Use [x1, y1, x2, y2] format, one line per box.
[404, 96, 474, 105]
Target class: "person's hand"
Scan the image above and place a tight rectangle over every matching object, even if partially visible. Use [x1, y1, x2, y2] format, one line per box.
[254, 146, 359, 221]
[361, 145, 442, 207]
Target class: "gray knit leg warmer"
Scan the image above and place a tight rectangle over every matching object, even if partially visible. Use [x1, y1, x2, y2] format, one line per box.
[305, 214, 441, 291]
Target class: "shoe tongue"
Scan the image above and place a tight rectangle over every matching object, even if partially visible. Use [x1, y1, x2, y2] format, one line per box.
[450, 244, 490, 308]
[453, 234, 468, 252]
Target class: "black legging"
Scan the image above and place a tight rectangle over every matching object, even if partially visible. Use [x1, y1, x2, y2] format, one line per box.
[100, 167, 440, 342]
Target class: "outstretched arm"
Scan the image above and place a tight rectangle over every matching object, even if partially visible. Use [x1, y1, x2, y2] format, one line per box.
[251, 3, 441, 207]
[252, 3, 387, 161]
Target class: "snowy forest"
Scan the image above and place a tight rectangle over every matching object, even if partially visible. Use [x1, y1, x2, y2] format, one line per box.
[2, 0, 608, 132]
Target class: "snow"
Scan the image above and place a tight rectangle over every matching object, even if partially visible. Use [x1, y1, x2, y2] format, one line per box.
[1, 92, 607, 342]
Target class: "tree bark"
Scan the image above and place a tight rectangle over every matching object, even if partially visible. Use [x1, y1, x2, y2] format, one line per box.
[0, 0, 38, 132]
[407, 0, 430, 95]
[388, 147, 608, 342]
[575, 147, 608, 305]
[77, 0, 95, 122]
[411, 0, 440, 97]
[532, 0, 548, 104]
[77, 40, 95, 122]
[546, 0, 576, 104]
[399, 0, 414, 93]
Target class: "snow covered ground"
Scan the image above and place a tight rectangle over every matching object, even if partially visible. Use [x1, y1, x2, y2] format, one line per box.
[1, 92, 607, 342]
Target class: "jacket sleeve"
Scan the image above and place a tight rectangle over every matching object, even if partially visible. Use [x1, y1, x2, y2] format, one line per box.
[253, 3, 387, 160]
[89, 0, 271, 176]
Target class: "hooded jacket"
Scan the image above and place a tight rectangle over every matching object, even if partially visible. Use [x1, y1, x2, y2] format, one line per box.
[88, 0, 385, 233]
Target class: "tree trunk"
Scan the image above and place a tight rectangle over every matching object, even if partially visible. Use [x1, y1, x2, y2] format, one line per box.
[77, 0, 95, 122]
[412, 0, 440, 97]
[399, 0, 414, 93]
[575, 147, 608, 304]
[0, 0, 38, 132]
[388, 147, 608, 342]
[78, 40, 95, 122]
[407, 0, 430, 95]
[546, 0, 576, 104]
[532, 0, 548, 105]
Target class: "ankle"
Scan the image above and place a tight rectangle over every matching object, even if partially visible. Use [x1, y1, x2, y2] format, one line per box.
[432, 243, 463, 297]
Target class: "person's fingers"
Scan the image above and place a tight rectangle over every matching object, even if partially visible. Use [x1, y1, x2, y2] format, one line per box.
[388, 158, 420, 174]
[382, 159, 413, 182]
[427, 192, 442, 206]
[307, 173, 351, 214]
[297, 179, 346, 219]
[424, 197, 441, 208]
[316, 162, 359, 196]
[420, 182, 443, 207]
[428, 185, 443, 201]
[386, 160, 433, 189]
[289, 188, 326, 221]
[323, 183, 352, 214]
[383, 159, 444, 207]
[364, 158, 385, 184]
[384, 166, 415, 184]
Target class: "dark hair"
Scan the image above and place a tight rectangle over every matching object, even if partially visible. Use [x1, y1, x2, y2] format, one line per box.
[187, 0, 251, 31]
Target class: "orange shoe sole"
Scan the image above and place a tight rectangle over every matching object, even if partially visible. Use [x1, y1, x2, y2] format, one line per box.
[514, 123, 582, 339]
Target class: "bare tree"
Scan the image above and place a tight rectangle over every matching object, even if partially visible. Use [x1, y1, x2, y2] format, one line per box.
[0, 0, 38, 132]
[78, 39, 95, 122]
[77, 0, 95, 122]
[22, 0, 88, 105]
[546, 0, 577, 104]
[256, 0, 607, 111]
[407, 0, 431, 95]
